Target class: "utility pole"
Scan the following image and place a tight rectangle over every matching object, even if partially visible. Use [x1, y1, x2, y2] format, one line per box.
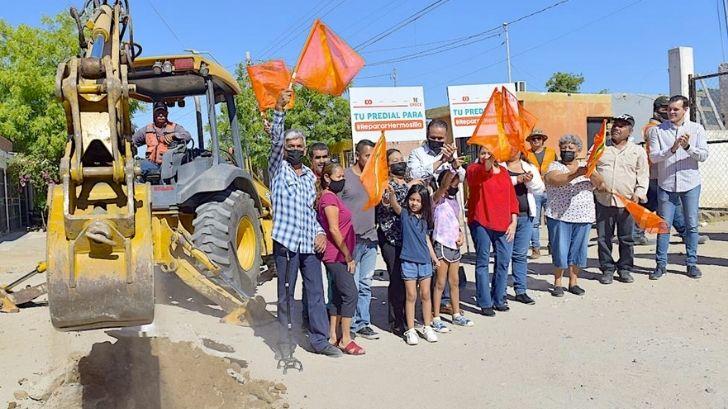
[391, 67, 397, 87]
[245, 51, 252, 66]
[503, 22, 512, 84]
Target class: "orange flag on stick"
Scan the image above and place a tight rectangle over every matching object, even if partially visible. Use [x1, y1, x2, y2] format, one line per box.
[615, 193, 669, 234]
[468, 86, 537, 162]
[246, 60, 295, 111]
[293, 19, 365, 96]
[585, 119, 607, 177]
[361, 131, 389, 210]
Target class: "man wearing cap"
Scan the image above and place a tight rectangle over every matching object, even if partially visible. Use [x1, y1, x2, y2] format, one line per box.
[132, 101, 192, 179]
[594, 115, 648, 284]
[647, 95, 709, 280]
[525, 129, 556, 259]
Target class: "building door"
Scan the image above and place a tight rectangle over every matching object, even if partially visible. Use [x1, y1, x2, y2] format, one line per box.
[586, 117, 610, 147]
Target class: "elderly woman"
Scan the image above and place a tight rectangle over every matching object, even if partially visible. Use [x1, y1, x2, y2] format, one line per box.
[543, 134, 604, 297]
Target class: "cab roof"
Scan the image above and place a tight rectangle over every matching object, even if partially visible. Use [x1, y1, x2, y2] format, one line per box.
[128, 54, 241, 103]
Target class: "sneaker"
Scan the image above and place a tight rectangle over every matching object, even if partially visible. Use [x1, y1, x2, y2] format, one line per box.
[494, 304, 510, 312]
[617, 270, 634, 283]
[452, 313, 474, 327]
[431, 318, 450, 333]
[599, 271, 614, 285]
[551, 286, 565, 297]
[404, 328, 419, 345]
[529, 247, 541, 259]
[422, 325, 438, 343]
[356, 326, 380, 340]
[634, 235, 649, 245]
[317, 344, 343, 358]
[687, 265, 702, 279]
[480, 307, 495, 317]
[568, 285, 585, 296]
[649, 266, 666, 280]
[514, 293, 536, 305]
[679, 234, 708, 244]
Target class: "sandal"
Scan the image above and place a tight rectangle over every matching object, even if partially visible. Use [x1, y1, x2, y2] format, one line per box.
[339, 340, 366, 355]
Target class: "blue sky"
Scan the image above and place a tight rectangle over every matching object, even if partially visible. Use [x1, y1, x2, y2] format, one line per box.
[3, 0, 726, 140]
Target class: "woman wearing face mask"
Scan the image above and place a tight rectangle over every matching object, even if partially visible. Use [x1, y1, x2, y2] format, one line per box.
[316, 163, 364, 355]
[376, 149, 420, 335]
[543, 134, 604, 297]
[502, 149, 545, 305]
[466, 147, 519, 317]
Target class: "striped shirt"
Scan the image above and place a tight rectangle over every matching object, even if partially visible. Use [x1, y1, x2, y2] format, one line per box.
[268, 111, 323, 254]
[647, 119, 709, 193]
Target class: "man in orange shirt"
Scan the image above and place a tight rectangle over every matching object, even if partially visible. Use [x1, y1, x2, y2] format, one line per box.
[525, 129, 556, 259]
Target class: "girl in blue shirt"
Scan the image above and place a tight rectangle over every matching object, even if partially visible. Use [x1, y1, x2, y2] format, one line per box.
[386, 183, 439, 345]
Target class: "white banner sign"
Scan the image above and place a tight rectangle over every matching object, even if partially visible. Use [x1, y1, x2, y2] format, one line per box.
[447, 83, 515, 139]
[349, 86, 426, 143]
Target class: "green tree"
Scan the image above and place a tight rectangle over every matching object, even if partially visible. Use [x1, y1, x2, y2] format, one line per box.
[545, 72, 585, 93]
[217, 63, 352, 175]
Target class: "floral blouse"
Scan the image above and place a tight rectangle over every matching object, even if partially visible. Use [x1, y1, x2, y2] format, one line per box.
[375, 179, 409, 247]
[544, 161, 595, 224]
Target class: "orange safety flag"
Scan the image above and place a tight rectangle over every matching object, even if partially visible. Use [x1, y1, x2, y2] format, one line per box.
[361, 131, 389, 210]
[468, 86, 536, 162]
[246, 60, 295, 111]
[615, 193, 669, 234]
[293, 19, 365, 96]
[585, 119, 607, 177]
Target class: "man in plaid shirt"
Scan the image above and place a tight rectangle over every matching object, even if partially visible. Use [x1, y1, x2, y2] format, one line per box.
[269, 90, 342, 358]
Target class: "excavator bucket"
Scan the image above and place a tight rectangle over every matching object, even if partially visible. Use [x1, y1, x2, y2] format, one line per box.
[46, 182, 155, 331]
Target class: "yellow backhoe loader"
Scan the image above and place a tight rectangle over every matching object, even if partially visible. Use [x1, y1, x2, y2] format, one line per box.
[42, 0, 273, 331]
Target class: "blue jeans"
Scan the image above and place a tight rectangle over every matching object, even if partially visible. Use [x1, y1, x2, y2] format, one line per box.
[546, 217, 591, 269]
[530, 194, 547, 248]
[656, 186, 700, 267]
[273, 241, 329, 353]
[468, 222, 514, 308]
[351, 237, 378, 332]
[140, 159, 160, 179]
[512, 215, 533, 295]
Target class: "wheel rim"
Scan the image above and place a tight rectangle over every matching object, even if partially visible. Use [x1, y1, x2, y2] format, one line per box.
[235, 217, 256, 271]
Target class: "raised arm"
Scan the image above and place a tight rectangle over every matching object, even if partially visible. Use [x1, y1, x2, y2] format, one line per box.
[267, 90, 292, 177]
[544, 165, 586, 187]
[432, 170, 454, 204]
[385, 184, 403, 215]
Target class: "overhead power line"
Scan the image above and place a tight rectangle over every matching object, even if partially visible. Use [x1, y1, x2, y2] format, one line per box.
[360, 0, 570, 70]
[354, 0, 451, 51]
[262, 0, 348, 60]
[258, 0, 334, 58]
[145, 0, 185, 49]
[445, 0, 645, 84]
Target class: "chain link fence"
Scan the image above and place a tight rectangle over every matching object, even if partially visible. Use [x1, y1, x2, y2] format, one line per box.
[689, 71, 728, 209]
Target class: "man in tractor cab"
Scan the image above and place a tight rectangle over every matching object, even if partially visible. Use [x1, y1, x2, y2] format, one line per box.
[132, 101, 192, 179]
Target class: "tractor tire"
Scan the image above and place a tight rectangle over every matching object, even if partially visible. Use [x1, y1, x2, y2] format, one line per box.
[191, 188, 261, 298]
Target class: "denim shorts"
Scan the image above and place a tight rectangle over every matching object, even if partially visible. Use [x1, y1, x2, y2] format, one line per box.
[401, 261, 433, 281]
[546, 217, 591, 269]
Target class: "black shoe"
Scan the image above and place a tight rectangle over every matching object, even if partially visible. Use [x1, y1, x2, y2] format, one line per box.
[514, 293, 535, 305]
[617, 270, 634, 283]
[317, 344, 343, 358]
[480, 307, 495, 317]
[599, 271, 614, 285]
[551, 287, 565, 297]
[687, 265, 702, 279]
[390, 325, 405, 336]
[356, 326, 380, 340]
[568, 285, 585, 296]
[649, 266, 666, 280]
[494, 304, 510, 312]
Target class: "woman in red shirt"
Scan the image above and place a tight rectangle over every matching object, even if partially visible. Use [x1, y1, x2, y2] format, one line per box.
[466, 147, 518, 316]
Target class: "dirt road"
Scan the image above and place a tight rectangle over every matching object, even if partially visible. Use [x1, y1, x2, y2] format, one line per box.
[2, 224, 727, 408]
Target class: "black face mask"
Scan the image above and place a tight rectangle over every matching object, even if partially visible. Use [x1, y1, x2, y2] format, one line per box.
[447, 187, 459, 197]
[428, 139, 444, 154]
[328, 179, 345, 194]
[657, 111, 669, 121]
[560, 150, 576, 163]
[285, 149, 304, 166]
[390, 162, 407, 176]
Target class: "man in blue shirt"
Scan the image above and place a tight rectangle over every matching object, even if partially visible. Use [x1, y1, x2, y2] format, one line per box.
[269, 90, 342, 358]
